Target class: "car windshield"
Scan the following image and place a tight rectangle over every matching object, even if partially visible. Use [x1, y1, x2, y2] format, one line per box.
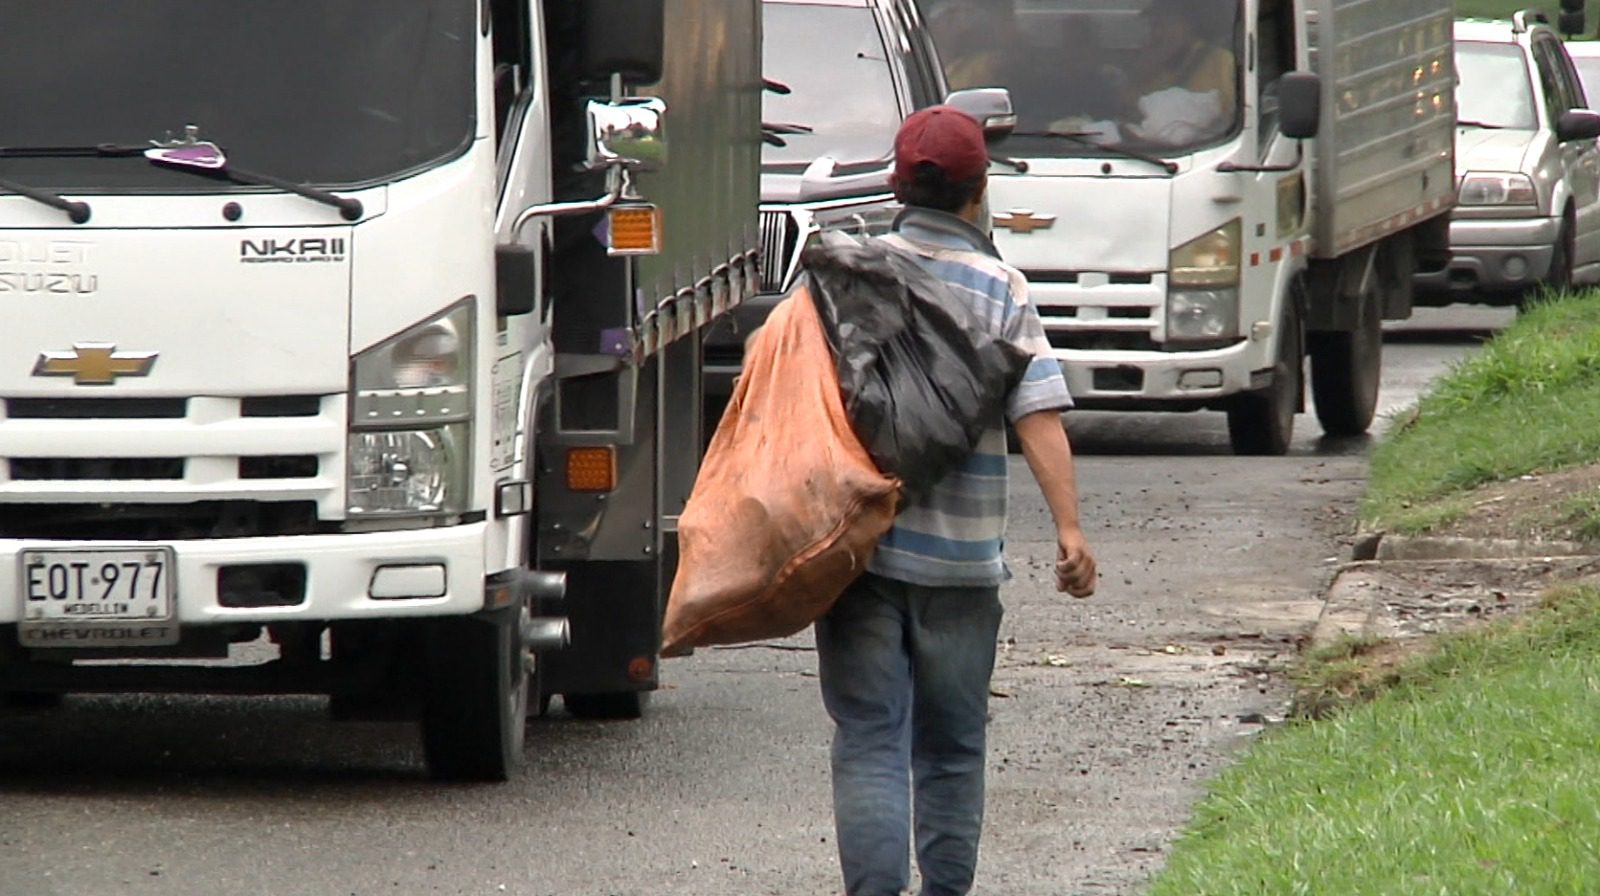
[762, 3, 904, 168]
[925, 0, 1242, 157]
[1570, 53, 1600, 106]
[1455, 41, 1537, 130]
[0, 0, 476, 192]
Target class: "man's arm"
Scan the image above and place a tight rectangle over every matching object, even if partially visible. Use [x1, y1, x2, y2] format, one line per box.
[1014, 411, 1096, 597]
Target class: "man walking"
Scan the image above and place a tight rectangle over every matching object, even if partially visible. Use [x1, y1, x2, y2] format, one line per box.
[814, 105, 1098, 896]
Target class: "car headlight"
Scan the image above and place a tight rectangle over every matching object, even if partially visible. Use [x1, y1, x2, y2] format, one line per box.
[1458, 172, 1537, 207]
[348, 300, 474, 517]
[1168, 220, 1241, 342]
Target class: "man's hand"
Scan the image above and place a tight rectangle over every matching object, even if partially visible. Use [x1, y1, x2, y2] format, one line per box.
[1055, 527, 1096, 597]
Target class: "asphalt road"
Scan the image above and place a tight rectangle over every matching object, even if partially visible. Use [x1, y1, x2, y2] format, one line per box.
[0, 307, 1508, 896]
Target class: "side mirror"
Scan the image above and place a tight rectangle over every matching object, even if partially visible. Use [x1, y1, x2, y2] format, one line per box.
[587, 97, 668, 171]
[496, 244, 538, 316]
[944, 88, 1017, 143]
[1278, 72, 1322, 140]
[578, 0, 665, 86]
[1558, 109, 1600, 142]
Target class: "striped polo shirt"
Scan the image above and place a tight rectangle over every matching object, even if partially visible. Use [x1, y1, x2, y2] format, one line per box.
[865, 207, 1073, 589]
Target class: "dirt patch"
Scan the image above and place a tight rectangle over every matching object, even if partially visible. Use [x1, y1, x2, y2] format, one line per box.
[1290, 637, 1433, 719]
[1421, 462, 1600, 542]
[1302, 555, 1600, 717]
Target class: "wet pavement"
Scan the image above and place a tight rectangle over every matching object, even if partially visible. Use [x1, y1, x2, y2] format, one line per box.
[0, 307, 1506, 896]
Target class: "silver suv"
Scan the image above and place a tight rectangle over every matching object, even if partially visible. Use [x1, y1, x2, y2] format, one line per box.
[1415, 11, 1600, 303]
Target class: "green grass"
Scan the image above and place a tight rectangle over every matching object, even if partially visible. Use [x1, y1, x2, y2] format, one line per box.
[1362, 291, 1600, 532]
[1555, 487, 1600, 541]
[1145, 587, 1600, 896]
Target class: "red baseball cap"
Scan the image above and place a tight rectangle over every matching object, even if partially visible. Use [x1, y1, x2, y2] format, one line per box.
[893, 105, 989, 185]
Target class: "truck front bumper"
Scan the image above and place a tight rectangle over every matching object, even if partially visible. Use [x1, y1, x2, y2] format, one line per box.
[1414, 215, 1559, 295]
[0, 523, 489, 626]
[1060, 339, 1267, 409]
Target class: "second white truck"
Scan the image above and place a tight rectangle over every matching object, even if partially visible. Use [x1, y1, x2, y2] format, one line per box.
[929, 0, 1455, 453]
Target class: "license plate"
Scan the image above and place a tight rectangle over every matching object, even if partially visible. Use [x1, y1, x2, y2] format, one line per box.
[18, 548, 178, 647]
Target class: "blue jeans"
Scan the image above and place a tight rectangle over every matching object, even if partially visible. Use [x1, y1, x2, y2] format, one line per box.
[815, 573, 1003, 896]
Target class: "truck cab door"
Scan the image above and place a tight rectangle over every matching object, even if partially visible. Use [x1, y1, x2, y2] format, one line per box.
[489, 0, 556, 570]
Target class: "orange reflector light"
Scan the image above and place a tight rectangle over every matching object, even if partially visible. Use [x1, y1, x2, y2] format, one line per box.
[627, 656, 655, 683]
[607, 205, 662, 256]
[565, 447, 618, 492]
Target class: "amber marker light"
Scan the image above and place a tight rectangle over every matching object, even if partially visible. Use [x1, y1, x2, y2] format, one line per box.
[566, 446, 618, 492]
[607, 205, 662, 255]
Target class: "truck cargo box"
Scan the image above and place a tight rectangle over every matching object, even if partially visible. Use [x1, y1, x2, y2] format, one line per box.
[1306, 0, 1456, 258]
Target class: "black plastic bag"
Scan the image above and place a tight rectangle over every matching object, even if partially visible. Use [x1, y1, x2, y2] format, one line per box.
[802, 234, 1032, 496]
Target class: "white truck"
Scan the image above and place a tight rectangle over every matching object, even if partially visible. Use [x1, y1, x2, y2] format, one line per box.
[929, 0, 1456, 453]
[0, 0, 761, 780]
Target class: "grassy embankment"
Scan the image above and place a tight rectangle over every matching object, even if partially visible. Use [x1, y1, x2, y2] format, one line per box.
[1361, 292, 1600, 535]
[1143, 587, 1600, 894]
[1140, 292, 1600, 894]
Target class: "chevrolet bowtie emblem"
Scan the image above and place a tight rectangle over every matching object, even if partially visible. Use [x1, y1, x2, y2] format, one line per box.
[34, 343, 158, 385]
[993, 209, 1057, 234]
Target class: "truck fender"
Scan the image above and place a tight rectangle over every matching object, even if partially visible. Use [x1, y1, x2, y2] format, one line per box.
[1303, 246, 1378, 333]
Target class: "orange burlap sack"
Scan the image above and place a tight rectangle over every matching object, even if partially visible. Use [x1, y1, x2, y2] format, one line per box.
[661, 285, 901, 656]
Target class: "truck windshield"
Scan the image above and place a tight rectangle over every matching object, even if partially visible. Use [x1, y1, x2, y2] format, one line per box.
[0, 1, 476, 192]
[926, 0, 1242, 157]
[762, 3, 903, 168]
[1454, 42, 1537, 130]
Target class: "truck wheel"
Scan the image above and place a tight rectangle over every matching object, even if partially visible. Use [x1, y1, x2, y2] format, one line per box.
[563, 690, 649, 720]
[1226, 303, 1301, 456]
[420, 606, 529, 781]
[1310, 287, 1382, 437]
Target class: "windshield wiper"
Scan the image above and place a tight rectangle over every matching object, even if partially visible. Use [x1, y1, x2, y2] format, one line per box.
[145, 128, 363, 220]
[0, 128, 363, 221]
[1457, 120, 1504, 129]
[1011, 131, 1180, 175]
[0, 144, 143, 222]
[0, 173, 92, 224]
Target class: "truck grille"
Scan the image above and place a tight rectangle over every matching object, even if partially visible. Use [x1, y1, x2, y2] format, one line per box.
[0, 393, 344, 525]
[9, 458, 186, 481]
[758, 210, 799, 293]
[0, 501, 329, 540]
[4, 398, 188, 419]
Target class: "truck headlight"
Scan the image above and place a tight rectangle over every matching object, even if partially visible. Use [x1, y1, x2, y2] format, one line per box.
[348, 426, 468, 515]
[348, 300, 474, 517]
[1168, 220, 1241, 342]
[1168, 289, 1240, 341]
[1458, 172, 1537, 207]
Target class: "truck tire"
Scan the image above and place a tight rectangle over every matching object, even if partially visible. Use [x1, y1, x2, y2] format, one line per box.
[563, 690, 649, 720]
[420, 606, 529, 781]
[1227, 302, 1301, 456]
[1310, 285, 1382, 437]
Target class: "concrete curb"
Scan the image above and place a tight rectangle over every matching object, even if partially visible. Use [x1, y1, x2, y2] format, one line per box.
[1311, 554, 1600, 649]
[1353, 533, 1596, 562]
